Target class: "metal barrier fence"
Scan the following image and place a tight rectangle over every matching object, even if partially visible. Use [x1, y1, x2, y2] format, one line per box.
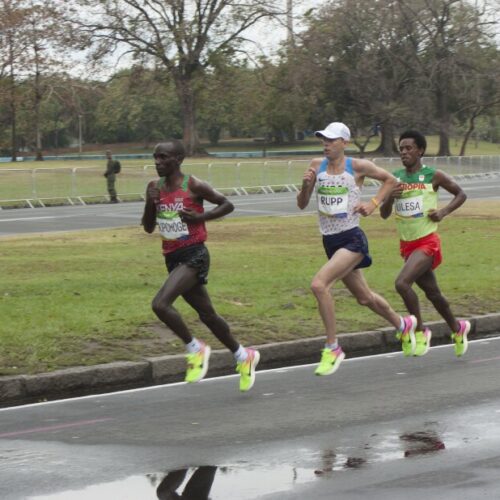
[1, 155, 499, 208]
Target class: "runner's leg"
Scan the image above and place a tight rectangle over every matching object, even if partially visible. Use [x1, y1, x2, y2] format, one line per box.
[151, 264, 199, 343]
[342, 269, 401, 328]
[311, 248, 363, 344]
[395, 250, 434, 331]
[182, 284, 240, 352]
[183, 273, 260, 391]
[415, 269, 460, 332]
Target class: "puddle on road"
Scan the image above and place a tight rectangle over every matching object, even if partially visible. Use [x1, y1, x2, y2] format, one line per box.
[29, 464, 322, 500]
[26, 427, 468, 499]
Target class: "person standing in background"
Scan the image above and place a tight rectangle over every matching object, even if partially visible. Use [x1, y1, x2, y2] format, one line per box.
[104, 150, 121, 203]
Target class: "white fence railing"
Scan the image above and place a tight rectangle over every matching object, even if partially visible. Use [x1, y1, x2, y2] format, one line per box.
[1, 155, 499, 208]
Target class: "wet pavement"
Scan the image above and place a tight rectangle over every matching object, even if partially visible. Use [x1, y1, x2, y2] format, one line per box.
[1, 336, 500, 499]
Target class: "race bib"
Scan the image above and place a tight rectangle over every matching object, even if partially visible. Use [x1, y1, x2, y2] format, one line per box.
[394, 193, 424, 218]
[318, 186, 349, 217]
[157, 211, 189, 240]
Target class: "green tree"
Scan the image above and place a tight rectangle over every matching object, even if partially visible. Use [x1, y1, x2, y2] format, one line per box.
[197, 59, 269, 145]
[291, 0, 417, 155]
[393, 0, 499, 155]
[93, 67, 182, 145]
[73, 0, 282, 155]
[0, 0, 28, 160]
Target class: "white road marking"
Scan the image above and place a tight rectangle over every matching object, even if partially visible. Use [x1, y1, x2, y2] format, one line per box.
[1, 336, 499, 413]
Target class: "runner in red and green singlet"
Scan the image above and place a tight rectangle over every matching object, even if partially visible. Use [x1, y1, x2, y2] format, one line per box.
[380, 130, 471, 357]
[142, 140, 259, 391]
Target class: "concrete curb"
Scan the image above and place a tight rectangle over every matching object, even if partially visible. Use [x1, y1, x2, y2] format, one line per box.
[1, 313, 499, 408]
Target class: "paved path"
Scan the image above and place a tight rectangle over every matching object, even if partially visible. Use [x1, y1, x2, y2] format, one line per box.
[1, 336, 500, 499]
[0, 177, 499, 236]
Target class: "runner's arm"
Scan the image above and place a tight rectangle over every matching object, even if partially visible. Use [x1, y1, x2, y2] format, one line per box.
[429, 170, 467, 222]
[181, 176, 234, 222]
[142, 180, 159, 233]
[297, 159, 320, 209]
[353, 159, 397, 216]
[379, 195, 394, 219]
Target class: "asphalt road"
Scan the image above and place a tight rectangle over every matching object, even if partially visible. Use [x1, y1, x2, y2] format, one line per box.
[1, 336, 500, 499]
[0, 176, 499, 237]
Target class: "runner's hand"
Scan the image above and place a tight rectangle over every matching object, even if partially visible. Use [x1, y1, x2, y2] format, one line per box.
[146, 183, 160, 202]
[428, 208, 444, 222]
[389, 182, 404, 199]
[353, 202, 375, 217]
[302, 167, 316, 188]
[179, 207, 201, 223]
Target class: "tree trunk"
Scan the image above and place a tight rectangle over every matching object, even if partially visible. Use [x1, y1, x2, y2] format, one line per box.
[375, 121, 398, 156]
[34, 43, 44, 161]
[436, 88, 451, 156]
[174, 77, 204, 156]
[437, 128, 451, 157]
[459, 114, 477, 156]
[353, 132, 377, 158]
[10, 100, 17, 162]
[9, 41, 17, 162]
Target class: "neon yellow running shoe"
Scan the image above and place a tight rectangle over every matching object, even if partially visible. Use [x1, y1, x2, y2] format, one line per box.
[396, 315, 417, 357]
[236, 348, 260, 392]
[315, 346, 345, 376]
[413, 328, 432, 356]
[185, 342, 211, 383]
[451, 320, 471, 357]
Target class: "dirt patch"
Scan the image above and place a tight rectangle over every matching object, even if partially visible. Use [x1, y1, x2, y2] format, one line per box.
[136, 322, 178, 342]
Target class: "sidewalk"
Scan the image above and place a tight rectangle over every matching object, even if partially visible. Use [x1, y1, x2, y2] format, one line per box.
[1, 313, 499, 408]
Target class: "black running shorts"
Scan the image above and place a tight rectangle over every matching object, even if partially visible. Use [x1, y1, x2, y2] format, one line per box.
[164, 244, 210, 284]
[322, 226, 372, 269]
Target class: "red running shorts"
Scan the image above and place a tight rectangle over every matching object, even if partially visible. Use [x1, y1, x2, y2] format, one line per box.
[400, 232, 442, 270]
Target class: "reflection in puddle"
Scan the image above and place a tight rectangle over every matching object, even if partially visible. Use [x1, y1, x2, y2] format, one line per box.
[314, 449, 367, 476]
[30, 465, 321, 500]
[156, 466, 217, 499]
[400, 430, 446, 458]
[30, 427, 451, 499]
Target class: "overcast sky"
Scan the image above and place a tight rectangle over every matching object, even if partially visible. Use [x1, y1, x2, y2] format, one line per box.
[72, 0, 324, 79]
[243, 0, 321, 56]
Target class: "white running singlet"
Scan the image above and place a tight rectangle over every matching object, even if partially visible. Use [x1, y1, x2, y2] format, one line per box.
[316, 157, 361, 235]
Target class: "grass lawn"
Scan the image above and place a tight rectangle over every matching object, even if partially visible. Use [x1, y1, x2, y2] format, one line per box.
[1, 200, 499, 376]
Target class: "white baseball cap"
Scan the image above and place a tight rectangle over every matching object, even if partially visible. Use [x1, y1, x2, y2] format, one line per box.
[315, 122, 351, 141]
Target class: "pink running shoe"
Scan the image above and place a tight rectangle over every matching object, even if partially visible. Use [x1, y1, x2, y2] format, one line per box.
[414, 328, 432, 356]
[452, 320, 471, 357]
[236, 348, 260, 392]
[396, 315, 417, 357]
